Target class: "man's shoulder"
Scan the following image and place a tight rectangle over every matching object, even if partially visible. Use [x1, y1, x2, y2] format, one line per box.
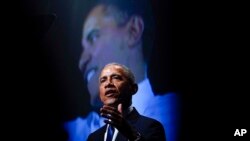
[130, 108, 164, 130]
[134, 113, 166, 140]
[139, 114, 163, 126]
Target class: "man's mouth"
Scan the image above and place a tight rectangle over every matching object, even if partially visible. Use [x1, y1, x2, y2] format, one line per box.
[85, 68, 97, 83]
[105, 89, 118, 97]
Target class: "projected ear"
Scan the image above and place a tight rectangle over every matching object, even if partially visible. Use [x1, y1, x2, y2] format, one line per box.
[126, 15, 144, 47]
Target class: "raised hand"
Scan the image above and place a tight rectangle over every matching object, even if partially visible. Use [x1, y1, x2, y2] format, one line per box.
[100, 104, 140, 140]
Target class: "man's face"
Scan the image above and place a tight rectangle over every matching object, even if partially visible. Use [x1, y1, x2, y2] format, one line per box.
[99, 65, 131, 106]
[79, 5, 130, 108]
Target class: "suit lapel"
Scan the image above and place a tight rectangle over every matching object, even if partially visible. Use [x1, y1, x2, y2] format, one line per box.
[114, 108, 141, 141]
[126, 107, 140, 125]
[99, 124, 107, 141]
[115, 132, 126, 141]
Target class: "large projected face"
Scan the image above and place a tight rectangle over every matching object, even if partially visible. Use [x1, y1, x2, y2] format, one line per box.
[79, 5, 130, 108]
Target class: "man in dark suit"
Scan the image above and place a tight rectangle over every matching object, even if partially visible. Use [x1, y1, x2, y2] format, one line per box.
[65, 0, 180, 141]
[87, 63, 166, 141]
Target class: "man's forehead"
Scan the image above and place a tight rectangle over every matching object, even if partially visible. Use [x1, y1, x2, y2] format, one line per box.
[83, 16, 98, 36]
[83, 5, 104, 33]
[83, 5, 117, 38]
[100, 65, 124, 76]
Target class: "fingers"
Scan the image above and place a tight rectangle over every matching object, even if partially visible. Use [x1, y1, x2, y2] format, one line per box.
[104, 119, 115, 125]
[102, 105, 117, 111]
[100, 106, 121, 119]
[100, 113, 116, 120]
[100, 105, 123, 127]
[101, 104, 122, 114]
[101, 113, 120, 127]
[101, 104, 136, 139]
[100, 105, 121, 116]
[118, 103, 122, 114]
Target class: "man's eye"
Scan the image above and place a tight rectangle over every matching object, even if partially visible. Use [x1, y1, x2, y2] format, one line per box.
[100, 79, 105, 83]
[112, 75, 122, 80]
[87, 30, 99, 45]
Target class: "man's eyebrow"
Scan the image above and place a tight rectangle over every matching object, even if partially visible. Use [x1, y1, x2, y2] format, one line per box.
[99, 76, 106, 79]
[110, 73, 123, 79]
[99, 73, 120, 79]
[111, 73, 120, 76]
[99, 75, 107, 81]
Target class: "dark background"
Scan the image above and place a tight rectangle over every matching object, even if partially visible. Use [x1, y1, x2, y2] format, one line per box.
[4, 0, 248, 140]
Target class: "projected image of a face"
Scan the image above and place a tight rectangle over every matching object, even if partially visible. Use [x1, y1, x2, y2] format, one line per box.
[78, 5, 132, 108]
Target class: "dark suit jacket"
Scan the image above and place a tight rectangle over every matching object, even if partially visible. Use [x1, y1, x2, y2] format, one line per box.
[87, 108, 166, 141]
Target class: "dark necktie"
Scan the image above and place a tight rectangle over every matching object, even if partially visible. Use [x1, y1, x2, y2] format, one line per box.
[106, 125, 114, 141]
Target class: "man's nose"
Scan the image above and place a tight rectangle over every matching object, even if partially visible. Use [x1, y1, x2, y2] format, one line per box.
[104, 79, 114, 88]
[78, 49, 91, 72]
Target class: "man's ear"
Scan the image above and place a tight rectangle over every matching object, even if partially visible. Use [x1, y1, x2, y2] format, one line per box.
[125, 15, 144, 47]
[131, 84, 138, 95]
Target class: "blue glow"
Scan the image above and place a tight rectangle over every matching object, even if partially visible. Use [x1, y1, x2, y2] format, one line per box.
[64, 78, 181, 141]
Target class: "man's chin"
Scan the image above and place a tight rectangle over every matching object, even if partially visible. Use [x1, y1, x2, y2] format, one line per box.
[104, 99, 119, 107]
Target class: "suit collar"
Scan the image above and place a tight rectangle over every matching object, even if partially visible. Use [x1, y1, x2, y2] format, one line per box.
[125, 107, 140, 124]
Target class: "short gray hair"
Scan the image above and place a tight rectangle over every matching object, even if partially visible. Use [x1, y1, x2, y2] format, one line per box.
[102, 62, 136, 84]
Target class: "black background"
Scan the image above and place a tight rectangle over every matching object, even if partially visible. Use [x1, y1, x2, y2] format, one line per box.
[3, 0, 248, 140]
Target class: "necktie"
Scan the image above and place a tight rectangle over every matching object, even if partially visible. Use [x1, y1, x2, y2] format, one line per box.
[106, 125, 114, 141]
